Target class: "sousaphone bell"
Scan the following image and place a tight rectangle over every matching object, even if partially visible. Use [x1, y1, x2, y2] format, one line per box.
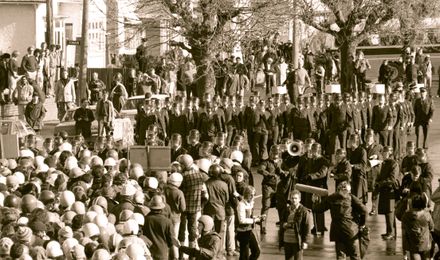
[287, 141, 302, 157]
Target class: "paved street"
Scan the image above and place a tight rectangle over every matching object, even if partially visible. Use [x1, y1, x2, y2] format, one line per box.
[36, 55, 440, 260]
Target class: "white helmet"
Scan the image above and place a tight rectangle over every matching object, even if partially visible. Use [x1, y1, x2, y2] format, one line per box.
[196, 158, 212, 174]
[230, 150, 244, 164]
[122, 219, 139, 235]
[82, 223, 100, 238]
[198, 215, 214, 232]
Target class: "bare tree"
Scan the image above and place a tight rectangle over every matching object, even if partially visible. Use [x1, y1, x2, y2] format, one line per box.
[130, 0, 289, 97]
[297, 0, 439, 91]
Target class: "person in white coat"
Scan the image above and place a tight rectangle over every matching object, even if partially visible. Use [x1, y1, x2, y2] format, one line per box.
[54, 70, 76, 121]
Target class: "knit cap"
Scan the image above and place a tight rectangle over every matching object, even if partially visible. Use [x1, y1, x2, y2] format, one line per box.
[15, 226, 33, 244]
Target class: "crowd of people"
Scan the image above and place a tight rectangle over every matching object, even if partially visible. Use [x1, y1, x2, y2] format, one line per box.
[0, 35, 440, 260]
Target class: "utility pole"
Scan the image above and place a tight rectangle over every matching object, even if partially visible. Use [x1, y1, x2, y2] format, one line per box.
[78, 0, 89, 101]
[46, 0, 53, 45]
[291, 0, 300, 69]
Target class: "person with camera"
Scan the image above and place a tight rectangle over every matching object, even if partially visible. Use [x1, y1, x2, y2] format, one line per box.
[236, 185, 263, 260]
[312, 181, 368, 260]
[280, 190, 313, 260]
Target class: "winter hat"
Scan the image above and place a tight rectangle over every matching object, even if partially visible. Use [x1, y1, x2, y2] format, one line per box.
[16, 226, 33, 244]
[0, 237, 13, 255]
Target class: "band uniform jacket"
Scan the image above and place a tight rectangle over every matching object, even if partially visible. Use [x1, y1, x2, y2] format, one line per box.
[414, 97, 434, 126]
[254, 109, 269, 136]
[280, 103, 293, 137]
[267, 107, 281, 139]
[297, 155, 329, 208]
[376, 158, 400, 214]
[418, 162, 434, 196]
[136, 110, 158, 144]
[258, 159, 283, 189]
[389, 103, 399, 130]
[186, 142, 202, 160]
[328, 102, 352, 134]
[214, 107, 226, 132]
[185, 107, 200, 130]
[363, 100, 374, 129]
[333, 158, 352, 188]
[224, 106, 240, 132]
[347, 146, 368, 203]
[171, 146, 188, 162]
[350, 103, 363, 133]
[372, 105, 392, 132]
[168, 112, 189, 138]
[398, 101, 409, 129]
[243, 105, 258, 132]
[198, 112, 222, 141]
[404, 100, 415, 126]
[289, 107, 316, 139]
[212, 144, 230, 158]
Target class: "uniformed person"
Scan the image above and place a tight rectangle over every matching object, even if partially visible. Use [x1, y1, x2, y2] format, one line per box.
[331, 148, 352, 189]
[198, 102, 222, 142]
[374, 146, 399, 240]
[267, 97, 280, 150]
[364, 131, 383, 216]
[168, 102, 189, 141]
[258, 145, 284, 234]
[328, 94, 352, 155]
[297, 143, 329, 235]
[136, 98, 158, 145]
[347, 134, 368, 204]
[186, 129, 202, 160]
[243, 96, 258, 165]
[289, 97, 315, 141]
[372, 94, 392, 146]
[254, 99, 270, 163]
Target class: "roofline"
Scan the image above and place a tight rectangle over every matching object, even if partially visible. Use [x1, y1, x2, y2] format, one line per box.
[0, 0, 45, 3]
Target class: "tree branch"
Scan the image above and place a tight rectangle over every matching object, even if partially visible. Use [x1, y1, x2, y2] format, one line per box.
[172, 41, 192, 52]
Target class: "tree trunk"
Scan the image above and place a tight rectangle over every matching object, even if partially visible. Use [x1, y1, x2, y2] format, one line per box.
[339, 40, 357, 93]
[191, 47, 216, 98]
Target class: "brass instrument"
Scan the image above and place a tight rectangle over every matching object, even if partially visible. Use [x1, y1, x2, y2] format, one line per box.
[286, 141, 303, 156]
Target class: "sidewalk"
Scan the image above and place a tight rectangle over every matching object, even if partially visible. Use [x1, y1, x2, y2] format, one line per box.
[43, 96, 59, 123]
